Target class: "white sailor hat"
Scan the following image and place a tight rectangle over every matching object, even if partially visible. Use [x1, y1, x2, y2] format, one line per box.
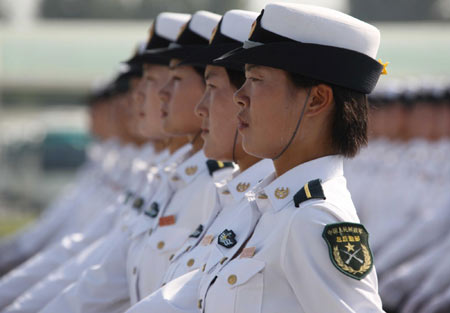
[130, 12, 191, 65]
[215, 3, 384, 93]
[124, 40, 148, 66]
[146, 10, 221, 61]
[180, 9, 258, 70]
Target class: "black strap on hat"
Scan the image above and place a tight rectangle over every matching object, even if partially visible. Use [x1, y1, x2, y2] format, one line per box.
[273, 87, 312, 160]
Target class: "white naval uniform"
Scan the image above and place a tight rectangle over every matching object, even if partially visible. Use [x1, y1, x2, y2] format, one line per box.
[0, 146, 171, 313]
[35, 145, 192, 313]
[127, 150, 228, 304]
[0, 142, 125, 310]
[200, 156, 384, 313]
[124, 159, 275, 313]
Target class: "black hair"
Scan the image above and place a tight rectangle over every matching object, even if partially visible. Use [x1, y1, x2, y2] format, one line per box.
[287, 72, 368, 158]
[225, 68, 246, 90]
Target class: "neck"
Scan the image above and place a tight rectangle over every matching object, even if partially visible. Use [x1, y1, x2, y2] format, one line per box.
[188, 131, 204, 154]
[273, 138, 334, 177]
[153, 139, 169, 153]
[168, 136, 189, 154]
[234, 147, 261, 172]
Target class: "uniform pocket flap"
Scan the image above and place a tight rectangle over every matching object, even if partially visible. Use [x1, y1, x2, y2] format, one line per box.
[220, 258, 265, 288]
[150, 226, 191, 253]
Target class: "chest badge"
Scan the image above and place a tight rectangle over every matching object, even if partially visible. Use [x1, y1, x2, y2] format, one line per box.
[159, 215, 176, 227]
[236, 182, 250, 193]
[185, 166, 198, 176]
[322, 222, 373, 280]
[189, 224, 204, 238]
[218, 229, 237, 248]
[145, 202, 159, 218]
[274, 187, 289, 199]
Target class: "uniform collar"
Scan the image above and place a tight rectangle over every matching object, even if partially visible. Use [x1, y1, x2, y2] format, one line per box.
[263, 155, 344, 213]
[160, 143, 193, 174]
[173, 149, 208, 184]
[226, 159, 275, 203]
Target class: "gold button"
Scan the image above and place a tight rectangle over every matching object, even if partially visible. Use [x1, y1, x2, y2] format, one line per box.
[157, 241, 165, 249]
[169, 254, 175, 261]
[202, 264, 206, 272]
[220, 257, 228, 265]
[227, 274, 237, 285]
[187, 259, 195, 267]
[133, 267, 137, 275]
[198, 299, 202, 309]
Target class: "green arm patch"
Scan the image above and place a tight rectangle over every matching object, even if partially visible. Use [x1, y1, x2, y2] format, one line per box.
[322, 222, 373, 280]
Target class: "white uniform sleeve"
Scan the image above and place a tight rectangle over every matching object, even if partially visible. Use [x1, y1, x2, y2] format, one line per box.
[0, 204, 118, 310]
[125, 269, 201, 313]
[38, 232, 130, 313]
[281, 205, 384, 313]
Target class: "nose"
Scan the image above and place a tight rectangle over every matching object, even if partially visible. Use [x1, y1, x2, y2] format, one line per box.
[234, 82, 250, 108]
[158, 79, 171, 104]
[195, 91, 209, 118]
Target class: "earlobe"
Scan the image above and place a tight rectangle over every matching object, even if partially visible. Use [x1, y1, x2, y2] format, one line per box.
[306, 84, 334, 116]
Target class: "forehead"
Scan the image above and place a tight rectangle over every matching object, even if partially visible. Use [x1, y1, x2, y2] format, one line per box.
[169, 58, 182, 69]
[205, 65, 226, 79]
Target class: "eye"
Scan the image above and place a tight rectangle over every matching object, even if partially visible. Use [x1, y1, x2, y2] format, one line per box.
[245, 76, 261, 82]
[172, 76, 182, 81]
[206, 82, 216, 89]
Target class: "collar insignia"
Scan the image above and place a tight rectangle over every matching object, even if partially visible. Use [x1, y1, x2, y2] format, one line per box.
[185, 165, 198, 176]
[322, 222, 373, 280]
[189, 224, 204, 238]
[274, 187, 289, 199]
[145, 201, 159, 218]
[236, 182, 250, 193]
[218, 229, 237, 248]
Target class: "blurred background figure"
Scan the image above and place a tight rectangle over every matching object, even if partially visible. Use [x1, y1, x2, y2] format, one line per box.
[0, 0, 449, 312]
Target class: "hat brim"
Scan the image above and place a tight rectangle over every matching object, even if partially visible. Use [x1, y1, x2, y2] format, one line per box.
[178, 43, 243, 71]
[145, 45, 207, 62]
[214, 41, 383, 94]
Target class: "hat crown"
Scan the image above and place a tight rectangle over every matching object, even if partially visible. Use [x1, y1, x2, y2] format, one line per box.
[189, 10, 222, 41]
[155, 12, 191, 41]
[260, 3, 380, 59]
[220, 10, 259, 43]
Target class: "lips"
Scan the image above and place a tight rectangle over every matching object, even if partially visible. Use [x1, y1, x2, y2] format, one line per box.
[237, 115, 249, 131]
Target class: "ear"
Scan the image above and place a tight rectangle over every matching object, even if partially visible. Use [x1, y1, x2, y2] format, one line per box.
[305, 84, 334, 116]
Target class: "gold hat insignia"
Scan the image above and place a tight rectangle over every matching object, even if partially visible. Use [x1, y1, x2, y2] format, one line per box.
[209, 26, 218, 44]
[274, 187, 289, 199]
[177, 22, 188, 40]
[248, 20, 257, 38]
[378, 59, 389, 75]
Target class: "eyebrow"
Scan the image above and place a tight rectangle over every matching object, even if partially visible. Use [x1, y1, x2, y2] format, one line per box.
[245, 64, 261, 72]
[204, 72, 218, 81]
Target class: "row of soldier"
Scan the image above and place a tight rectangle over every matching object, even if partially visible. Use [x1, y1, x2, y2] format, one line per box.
[345, 83, 450, 313]
[0, 3, 438, 313]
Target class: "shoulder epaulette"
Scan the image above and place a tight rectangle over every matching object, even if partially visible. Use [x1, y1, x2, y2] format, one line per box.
[206, 160, 234, 176]
[293, 179, 326, 207]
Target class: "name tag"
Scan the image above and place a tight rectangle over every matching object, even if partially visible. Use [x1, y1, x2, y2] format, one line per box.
[159, 215, 176, 226]
[240, 246, 256, 259]
[201, 235, 214, 246]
